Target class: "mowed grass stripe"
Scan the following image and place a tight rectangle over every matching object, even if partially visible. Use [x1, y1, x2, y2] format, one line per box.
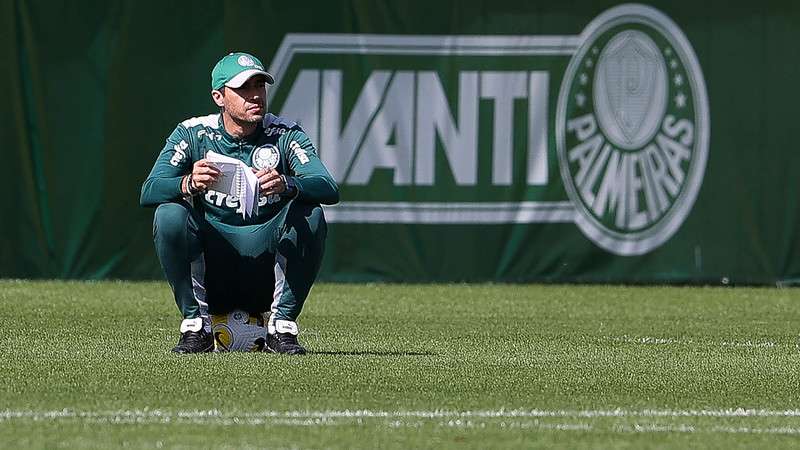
[2, 281, 800, 449]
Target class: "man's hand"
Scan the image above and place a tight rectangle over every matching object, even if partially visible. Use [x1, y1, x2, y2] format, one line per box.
[189, 159, 221, 191]
[254, 168, 287, 195]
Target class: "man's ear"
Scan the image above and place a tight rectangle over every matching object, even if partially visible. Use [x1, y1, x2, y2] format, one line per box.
[211, 89, 225, 108]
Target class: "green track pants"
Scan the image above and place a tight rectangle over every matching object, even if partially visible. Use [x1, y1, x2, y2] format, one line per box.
[152, 200, 327, 322]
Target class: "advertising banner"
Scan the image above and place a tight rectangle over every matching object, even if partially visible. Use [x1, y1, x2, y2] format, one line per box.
[3, 1, 799, 284]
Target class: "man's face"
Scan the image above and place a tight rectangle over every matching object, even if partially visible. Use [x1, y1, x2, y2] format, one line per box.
[215, 75, 268, 123]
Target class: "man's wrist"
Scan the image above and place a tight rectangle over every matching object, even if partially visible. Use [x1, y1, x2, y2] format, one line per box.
[281, 175, 298, 197]
[183, 174, 202, 196]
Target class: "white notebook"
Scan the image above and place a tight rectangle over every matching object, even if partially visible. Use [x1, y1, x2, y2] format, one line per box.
[205, 151, 259, 218]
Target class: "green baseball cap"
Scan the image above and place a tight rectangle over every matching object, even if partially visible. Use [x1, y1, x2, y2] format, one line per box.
[211, 52, 275, 90]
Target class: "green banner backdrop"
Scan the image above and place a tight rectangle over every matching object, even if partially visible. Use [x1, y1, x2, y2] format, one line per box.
[3, 0, 799, 284]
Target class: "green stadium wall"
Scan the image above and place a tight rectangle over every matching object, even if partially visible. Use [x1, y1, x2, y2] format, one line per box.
[3, 0, 799, 284]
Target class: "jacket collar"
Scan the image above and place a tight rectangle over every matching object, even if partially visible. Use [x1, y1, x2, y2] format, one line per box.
[217, 114, 264, 144]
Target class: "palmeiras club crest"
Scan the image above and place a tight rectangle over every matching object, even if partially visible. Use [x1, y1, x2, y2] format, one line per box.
[556, 4, 709, 255]
[252, 144, 280, 170]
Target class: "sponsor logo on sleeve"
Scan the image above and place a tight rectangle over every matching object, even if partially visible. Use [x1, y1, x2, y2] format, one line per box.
[289, 141, 310, 164]
[170, 140, 189, 166]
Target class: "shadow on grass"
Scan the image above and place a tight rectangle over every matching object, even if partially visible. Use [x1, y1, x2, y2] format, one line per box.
[308, 350, 436, 357]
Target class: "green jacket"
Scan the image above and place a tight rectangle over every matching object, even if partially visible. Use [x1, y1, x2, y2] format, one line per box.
[140, 113, 339, 228]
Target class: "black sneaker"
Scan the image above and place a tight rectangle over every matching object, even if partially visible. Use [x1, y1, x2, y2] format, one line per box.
[172, 329, 214, 354]
[266, 332, 307, 355]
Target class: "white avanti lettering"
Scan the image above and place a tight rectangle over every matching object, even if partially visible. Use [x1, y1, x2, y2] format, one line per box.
[348, 71, 415, 185]
[276, 70, 320, 142]
[528, 72, 550, 185]
[568, 114, 694, 230]
[279, 69, 550, 187]
[321, 70, 392, 182]
[481, 71, 527, 185]
[415, 71, 478, 185]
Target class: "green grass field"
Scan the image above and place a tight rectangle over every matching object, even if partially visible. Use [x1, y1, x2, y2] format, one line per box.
[2, 280, 800, 449]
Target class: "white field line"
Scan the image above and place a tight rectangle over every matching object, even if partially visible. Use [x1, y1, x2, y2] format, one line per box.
[5, 409, 800, 435]
[720, 340, 776, 348]
[614, 423, 696, 433]
[5, 408, 800, 421]
[608, 335, 779, 348]
[712, 426, 800, 435]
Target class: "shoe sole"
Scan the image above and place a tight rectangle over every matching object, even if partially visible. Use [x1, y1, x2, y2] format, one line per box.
[266, 349, 306, 355]
[264, 342, 306, 355]
[171, 344, 215, 354]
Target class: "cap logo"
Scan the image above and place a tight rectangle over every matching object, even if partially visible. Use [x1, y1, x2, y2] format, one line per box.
[237, 55, 256, 67]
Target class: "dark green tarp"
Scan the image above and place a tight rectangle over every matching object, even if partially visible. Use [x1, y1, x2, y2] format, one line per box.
[2, 0, 799, 284]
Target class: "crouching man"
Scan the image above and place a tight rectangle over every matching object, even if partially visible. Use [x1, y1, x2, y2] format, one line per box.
[140, 52, 339, 354]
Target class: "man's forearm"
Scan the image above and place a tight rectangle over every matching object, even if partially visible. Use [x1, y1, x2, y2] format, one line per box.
[140, 176, 185, 206]
[292, 176, 340, 205]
